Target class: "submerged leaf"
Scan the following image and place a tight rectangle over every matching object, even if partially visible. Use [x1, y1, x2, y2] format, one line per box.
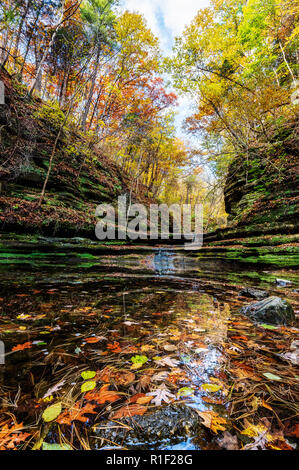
[263, 373, 282, 381]
[42, 402, 62, 422]
[81, 371, 96, 380]
[202, 383, 222, 393]
[177, 387, 194, 397]
[81, 381, 96, 393]
[147, 386, 175, 406]
[42, 443, 72, 451]
[196, 410, 227, 434]
[110, 404, 148, 420]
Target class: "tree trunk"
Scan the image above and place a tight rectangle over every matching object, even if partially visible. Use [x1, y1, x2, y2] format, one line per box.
[81, 46, 101, 131]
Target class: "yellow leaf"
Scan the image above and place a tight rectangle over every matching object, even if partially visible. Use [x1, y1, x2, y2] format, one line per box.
[202, 384, 222, 393]
[196, 410, 227, 434]
[81, 381, 96, 393]
[130, 363, 143, 370]
[42, 402, 62, 422]
[241, 423, 267, 438]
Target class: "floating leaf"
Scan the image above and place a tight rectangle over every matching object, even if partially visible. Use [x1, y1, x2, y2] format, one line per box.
[260, 324, 278, 330]
[99, 367, 135, 385]
[163, 344, 177, 352]
[57, 402, 97, 426]
[85, 384, 121, 404]
[42, 443, 72, 451]
[43, 380, 66, 399]
[218, 432, 239, 450]
[12, 342, 32, 352]
[178, 387, 194, 397]
[81, 381, 96, 393]
[137, 396, 153, 405]
[263, 373, 282, 381]
[110, 404, 147, 420]
[81, 371, 96, 380]
[155, 356, 179, 368]
[85, 337, 102, 344]
[241, 423, 268, 438]
[131, 355, 148, 365]
[147, 385, 175, 406]
[196, 410, 227, 434]
[202, 383, 222, 393]
[42, 402, 62, 422]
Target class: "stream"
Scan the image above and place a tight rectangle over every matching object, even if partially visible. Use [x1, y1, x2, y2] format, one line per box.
[0, 248, 298, 450]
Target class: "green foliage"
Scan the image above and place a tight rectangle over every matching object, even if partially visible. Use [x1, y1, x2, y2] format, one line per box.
[34, 102, 65, 131]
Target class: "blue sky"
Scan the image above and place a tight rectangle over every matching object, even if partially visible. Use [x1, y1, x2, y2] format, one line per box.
[122, 0, 211, 140]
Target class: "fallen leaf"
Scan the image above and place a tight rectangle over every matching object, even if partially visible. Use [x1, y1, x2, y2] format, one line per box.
[57, 402, 97, 426]
[81, 371, 96, 380]
[12, 342, 32, 352]
[85, 337, 102, 344]
[202, 384, 222, 393]
[42, 402, 62, 422]
[85, 384, 121, 404]
[196, 410, 227, 434]
[218, 431, 239, 450]
[43, 380, 66, 399]
[110, 404, 147, 420]
[263, 373, 282, 381]
[147, 385, 175, 406]
[163, 344, 177, 352]
[81, 381, 96, 393]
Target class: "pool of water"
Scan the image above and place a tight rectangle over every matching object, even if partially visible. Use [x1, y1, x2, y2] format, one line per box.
[0, 249, 298, 450]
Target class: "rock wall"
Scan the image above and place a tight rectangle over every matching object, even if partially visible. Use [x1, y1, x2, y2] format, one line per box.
[202, 118, 299, 267]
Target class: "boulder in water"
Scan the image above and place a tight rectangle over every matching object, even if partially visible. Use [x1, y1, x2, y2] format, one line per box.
[242, 296, 295, 325]
[239, 288, 269, 300]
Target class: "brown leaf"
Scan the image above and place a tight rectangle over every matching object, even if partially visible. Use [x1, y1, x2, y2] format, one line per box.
[110, 404, 148, 420]
[98, 367, 135, 386]
[0, 421, 31, 450]
[196, 410, 227, 434]
[218, 431, 239, 450]
[57, 402, 97, 426]
[85, 384, 121, 404]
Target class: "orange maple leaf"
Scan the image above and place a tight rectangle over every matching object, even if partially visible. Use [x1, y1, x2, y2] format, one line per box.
[12, 342, 32, 352]
[56, 402, 97, 426]
[85, 384, 121, 404]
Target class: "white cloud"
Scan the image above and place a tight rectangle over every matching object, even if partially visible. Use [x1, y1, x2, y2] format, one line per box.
[122, 0, 210, 139]
[123, 0, 210, 53]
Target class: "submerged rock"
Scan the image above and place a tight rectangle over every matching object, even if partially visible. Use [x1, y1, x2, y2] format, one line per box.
[239, 288, 269, 300]
[275, 279, 292, 287]
[241, 296, 295, 325]
[94, 404, 202, 449]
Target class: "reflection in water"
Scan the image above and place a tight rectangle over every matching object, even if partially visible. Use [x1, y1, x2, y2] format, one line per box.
[153, 249, 176, 276]
[0, 249, 297, 450]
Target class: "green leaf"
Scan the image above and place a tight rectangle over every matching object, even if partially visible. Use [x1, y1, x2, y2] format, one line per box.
[131, 355, 148, 365]
[42, 442, 72, 451]
[81, 370, 96, 380]
[42, 402, 62, 422]
[260, 324, 278, 330]
[81, 380, 96, 393]
[178, 387, 194, 397]
[263, 373, 282, 381]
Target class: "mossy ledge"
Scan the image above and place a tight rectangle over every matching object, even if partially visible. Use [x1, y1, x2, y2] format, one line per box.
[202, 118, 299, 267]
